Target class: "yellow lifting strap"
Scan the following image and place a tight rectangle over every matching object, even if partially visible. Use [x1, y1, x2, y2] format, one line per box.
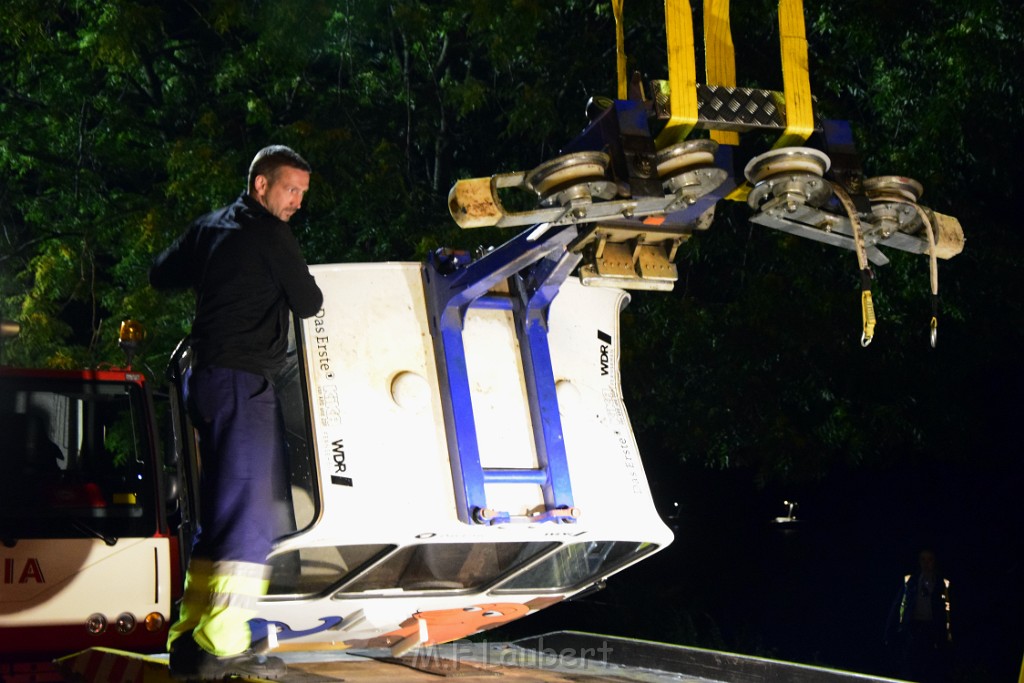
[703, 0, 739, 146]
[774, 0, 815, 148]
[617, 0, 812, 149]
[832, 181, 877, 346]
[703, 0, 749, 202]
[613, 0, 627, 100]
[656, 0, 700, 148]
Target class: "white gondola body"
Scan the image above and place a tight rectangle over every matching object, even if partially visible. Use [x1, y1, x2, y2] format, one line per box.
[256, 263, 672, 652]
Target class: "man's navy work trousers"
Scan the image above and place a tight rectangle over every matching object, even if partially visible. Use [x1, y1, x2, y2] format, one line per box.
[169, 365, 287, 656]
[186, 365, 284, 564]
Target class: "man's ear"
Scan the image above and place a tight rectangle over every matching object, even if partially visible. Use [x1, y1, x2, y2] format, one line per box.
[253, 174, 268, 196]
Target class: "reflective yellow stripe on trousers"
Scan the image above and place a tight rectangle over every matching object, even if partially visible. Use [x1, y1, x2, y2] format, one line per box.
[169, 558, 270, 657]
[167, 557, 213, 650]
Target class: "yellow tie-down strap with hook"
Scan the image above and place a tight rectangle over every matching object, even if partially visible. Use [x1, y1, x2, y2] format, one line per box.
[861, 286, 877, 347]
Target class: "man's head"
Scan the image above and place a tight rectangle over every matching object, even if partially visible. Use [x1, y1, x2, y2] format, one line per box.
[919, 549, 937, 574]
[247, 145, 311, 223]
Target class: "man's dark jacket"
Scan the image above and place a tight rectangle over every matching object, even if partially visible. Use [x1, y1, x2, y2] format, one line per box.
[150, 194, 323, 376]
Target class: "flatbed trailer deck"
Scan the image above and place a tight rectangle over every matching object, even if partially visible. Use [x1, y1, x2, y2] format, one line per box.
[45, 631, 905, 683]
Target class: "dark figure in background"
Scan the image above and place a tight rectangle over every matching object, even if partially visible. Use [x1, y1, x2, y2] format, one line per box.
[886, 549, 953, 682]
[150, 145, 323, 681]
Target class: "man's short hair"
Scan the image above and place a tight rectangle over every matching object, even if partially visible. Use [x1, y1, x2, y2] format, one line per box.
[247, 145, 311, 192]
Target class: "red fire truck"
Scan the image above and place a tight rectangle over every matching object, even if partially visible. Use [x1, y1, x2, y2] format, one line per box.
[0, 325, 181, 659]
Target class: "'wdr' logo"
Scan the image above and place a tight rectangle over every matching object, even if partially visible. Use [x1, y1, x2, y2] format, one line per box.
[597, 330, 612, 376]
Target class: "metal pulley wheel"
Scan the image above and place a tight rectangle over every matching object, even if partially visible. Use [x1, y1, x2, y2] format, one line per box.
[863, 175, 924, 203]
[863, 175, 925, 236]
[744, 146, 832, 210]
[864, 175, 940, 349]
[525, 151, 616, 208]
[655, 139, 728, 201]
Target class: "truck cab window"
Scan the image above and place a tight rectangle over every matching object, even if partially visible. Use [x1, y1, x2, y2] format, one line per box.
[0, 376, 155, 542]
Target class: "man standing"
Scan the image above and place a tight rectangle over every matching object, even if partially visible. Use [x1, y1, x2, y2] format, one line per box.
[150, 145, 323, 680]
[886, 548, 953, 682]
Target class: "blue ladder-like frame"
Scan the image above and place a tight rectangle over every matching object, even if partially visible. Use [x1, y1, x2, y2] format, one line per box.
[422, 224, 582, 525]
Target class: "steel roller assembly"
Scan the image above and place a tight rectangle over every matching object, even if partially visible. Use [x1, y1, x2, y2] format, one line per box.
[742, 146, 964, 346]
[447, 142, 728, 231]
[744, 146, 832, 212]
[656, 139, 729, 205]
[861, 175, 924, 239]
[524, 151, 617, 209]
[744, 147, 963, 266]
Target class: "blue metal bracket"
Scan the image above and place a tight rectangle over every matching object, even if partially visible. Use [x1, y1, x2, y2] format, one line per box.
[565, 99, 663, 199]
[423, 225, 582, 525]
